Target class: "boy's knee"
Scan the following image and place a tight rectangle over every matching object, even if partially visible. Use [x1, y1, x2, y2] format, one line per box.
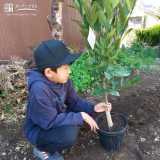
[64, 126, 78, 147]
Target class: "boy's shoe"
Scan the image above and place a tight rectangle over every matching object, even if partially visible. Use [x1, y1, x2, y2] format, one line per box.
[50, 152, 64, 160]
[33, 147, 64, 160]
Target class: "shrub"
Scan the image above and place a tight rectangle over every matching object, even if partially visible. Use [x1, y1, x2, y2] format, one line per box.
[116, 41, 158, 69]
[135, 24, 160, 46]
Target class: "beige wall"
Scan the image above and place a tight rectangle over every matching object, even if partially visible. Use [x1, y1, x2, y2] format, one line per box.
[145, 12, 160, 28]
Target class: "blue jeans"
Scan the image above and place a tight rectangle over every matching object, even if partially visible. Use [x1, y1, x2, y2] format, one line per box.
[36, 125, 78, 153]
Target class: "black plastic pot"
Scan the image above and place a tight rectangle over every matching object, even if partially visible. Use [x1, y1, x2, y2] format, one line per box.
[96, 112, 128, 151]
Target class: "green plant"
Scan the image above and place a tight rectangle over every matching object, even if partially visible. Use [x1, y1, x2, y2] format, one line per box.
[1, 91, 6, 98]
[27, 43, 37, 52]
[71, 0, 137, 128]
[70, 52, 95, 92]
[27, 43, 37, 58]
[1, 102, 12, 112]
[135, 24, 160, 46]
[116, 41, 158, 70]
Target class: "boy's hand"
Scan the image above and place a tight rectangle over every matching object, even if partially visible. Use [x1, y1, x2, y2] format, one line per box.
[94, 102, 112, 113]
[81, 112, 99, 131]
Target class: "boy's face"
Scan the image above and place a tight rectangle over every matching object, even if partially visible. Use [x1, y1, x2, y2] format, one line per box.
[45, 64, 71, 84]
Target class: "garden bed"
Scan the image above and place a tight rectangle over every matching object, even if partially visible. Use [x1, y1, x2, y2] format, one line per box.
[0, 70, 160, 160]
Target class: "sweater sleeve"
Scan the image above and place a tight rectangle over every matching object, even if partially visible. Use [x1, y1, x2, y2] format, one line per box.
[65, 79, 95, 114]
[31, 99, 83, 130]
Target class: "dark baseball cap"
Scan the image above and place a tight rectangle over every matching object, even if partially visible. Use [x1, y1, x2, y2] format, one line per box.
[34, 40, 82, 71]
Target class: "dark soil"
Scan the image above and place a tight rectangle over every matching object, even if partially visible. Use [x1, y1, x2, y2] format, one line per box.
[96, 113, 126, 132]
[1, 70, 160, 160]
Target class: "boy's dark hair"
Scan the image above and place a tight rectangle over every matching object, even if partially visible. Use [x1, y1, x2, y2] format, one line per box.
[51, 62, 74, 73]
[50, 66, 59, 73]
[42, 62, 74, 74]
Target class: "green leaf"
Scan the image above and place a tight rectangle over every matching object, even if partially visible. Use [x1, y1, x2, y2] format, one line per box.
[92, 65, 104, 76]
[94, 21, 101, 32]
[90, 12, 99, 28]
[95, 41, 101, 50]
[72, 20, 86, 29]
[103, 0, 112, 19]
[108, 48, 121, 63]
[66, 4, 76, 9]
[91, 85, 106, 96]
[126, 75, 141, 86]
[80, 29, 89, 37]
[99, 11, 107, 28]
[115, 38, 121, 49]
[118, 3, 127, 30]
[112, 66, 131, 77]
[90, 55, 96, 65]
[122, 28, 132, 40]
[125, 0, 135, 11]
[107, 28, 116, 40]
[104, 72, 112, 80]
[81, 0, 90, 16]
[106, 65, 114, 71]
[90, 1, 99, 14]
[99, 36, 105, 49]
[94, 47, 102, 57]
[73, 0, 80, 11]
[107, 39, 114, 49]
[106, 45, 115, 57]
[111, 0, 119, 9]
[108, 89, 120, 96]
[85, 56, 90, 66]
[88, 50, 95, 56]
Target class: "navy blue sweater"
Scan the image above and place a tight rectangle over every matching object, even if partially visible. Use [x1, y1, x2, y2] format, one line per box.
[24, 69, 95, 146]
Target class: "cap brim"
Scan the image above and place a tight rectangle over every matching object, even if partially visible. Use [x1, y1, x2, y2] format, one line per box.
[55, 51, 83, 66]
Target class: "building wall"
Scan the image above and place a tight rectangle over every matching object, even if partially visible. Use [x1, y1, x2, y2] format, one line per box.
[0, 0, 85, 61]
[122, 9, 160, 46]
[145, 12, 160, 28]
[0, 0, 53, 60]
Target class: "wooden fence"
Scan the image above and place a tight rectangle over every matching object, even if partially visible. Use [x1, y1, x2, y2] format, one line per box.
[0, 0, 84, 61]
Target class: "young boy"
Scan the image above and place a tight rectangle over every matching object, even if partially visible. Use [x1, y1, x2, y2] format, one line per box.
[24, 40, 112, 160]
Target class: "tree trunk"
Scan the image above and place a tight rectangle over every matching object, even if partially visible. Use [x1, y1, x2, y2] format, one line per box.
[103, 77, 113, 129]
[47, 0, 63, 40]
